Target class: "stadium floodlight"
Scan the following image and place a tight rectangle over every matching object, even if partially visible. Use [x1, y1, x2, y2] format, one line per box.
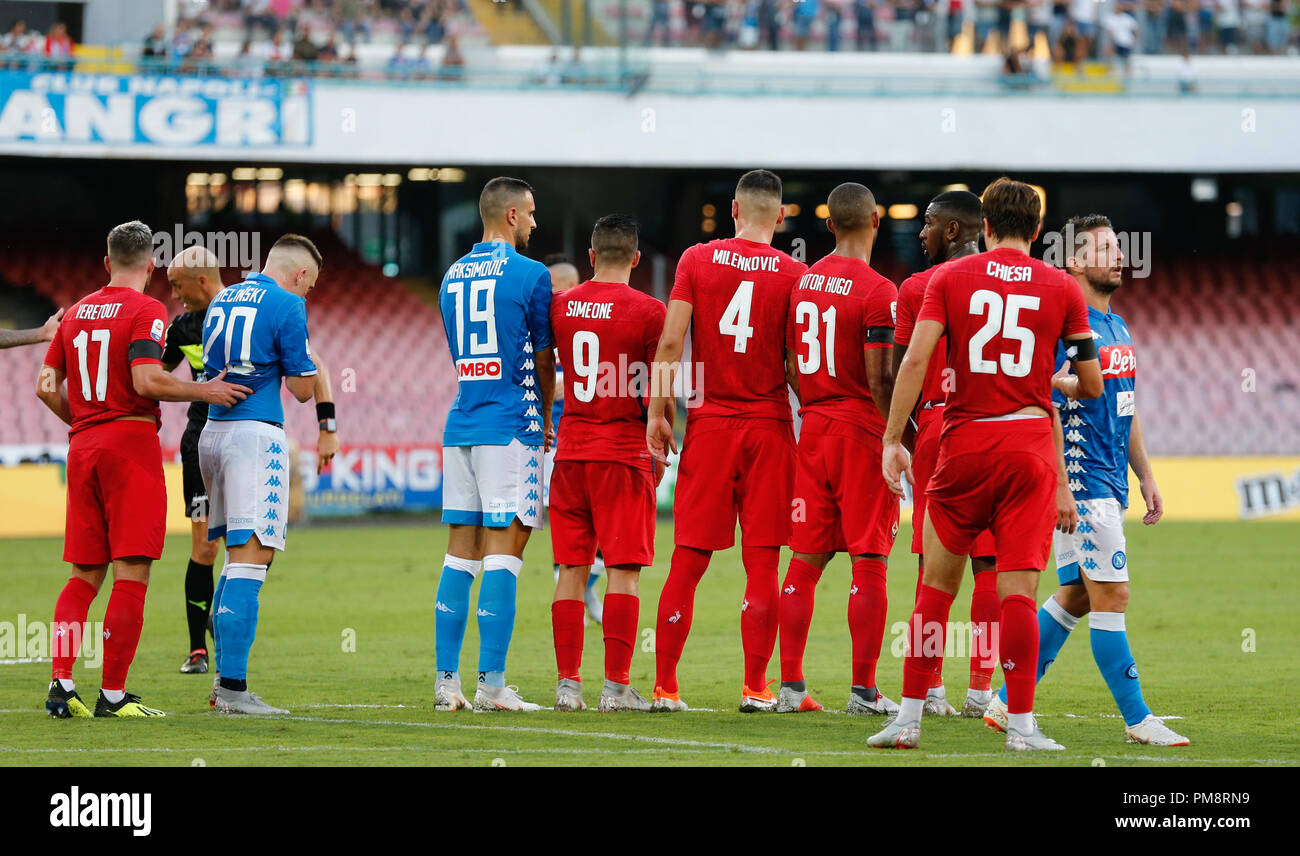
[232, 167, 257, 181]
[257, 168, 284, 181]
[815, 203, 830, 219]
[209, 173, 227, 186]
[888, 203, 919, 220]
[942, 183, 970, 192]
[186, 173, 209, 185]
[407, 168, 433, 181]
[1192, 177, 1218, 201]
[436, 168, 466, 182]
[382, 173, 402, 187]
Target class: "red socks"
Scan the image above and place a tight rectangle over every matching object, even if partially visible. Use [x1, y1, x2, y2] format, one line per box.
[916, 565, 945, 688]
[551, 600, 585, 681]
[740, 545, 779, 690]
[777, 558, 823, 682]
[849, 558, 888, 689]
[100, 579, 147, 692]
[654, 545, 712, 693]
[51, 576, 98, 681]
[603, 593, 638, 685]
[969, 570, 1000, 692]
[1000, 593, 1039, 714]
[903, 584, 953, 701]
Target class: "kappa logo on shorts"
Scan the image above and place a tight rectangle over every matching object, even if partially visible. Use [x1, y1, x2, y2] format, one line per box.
[1080, 539, 1098, 553]
[525, 473, 539, 485]
[525, 489, 539, 502]
[1082, 558, 1100, 571]
[265, 510, 279, 521]
[267, 442, 284, 455]
[263, 525, 276, 538]
[265, 460, 284, 472]
[1112, 550, 1127, 570]
[264, 492, 280, 504]
[1078, 521, 1094, 534]
[265, 475, 282, 487]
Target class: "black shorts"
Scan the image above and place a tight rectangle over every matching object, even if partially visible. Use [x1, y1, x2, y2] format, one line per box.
[180, 422, 208, 522]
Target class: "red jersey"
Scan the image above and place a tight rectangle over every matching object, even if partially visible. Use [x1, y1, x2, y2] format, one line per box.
[551, 280, 667, 465]
[918, 248, 1091, 428]
[895, 265, 950, 414]
[43, 286, 168, 436]
[787, 253, 897, 436]
[670, 238, 806, 424]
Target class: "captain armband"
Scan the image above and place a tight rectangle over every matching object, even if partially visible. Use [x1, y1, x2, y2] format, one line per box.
[1064, 336, 1098, 363]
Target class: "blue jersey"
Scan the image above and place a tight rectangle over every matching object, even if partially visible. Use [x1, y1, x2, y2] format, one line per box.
[440, 242, 553, 447]
[203, 272, 317, 424]
[1055, 305, 1136, 506]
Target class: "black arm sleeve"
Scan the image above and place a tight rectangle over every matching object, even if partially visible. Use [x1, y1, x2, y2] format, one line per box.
[1064, 336, 1098, 362]
[128, 340, 164, 364]
[864, 326, 895, 345]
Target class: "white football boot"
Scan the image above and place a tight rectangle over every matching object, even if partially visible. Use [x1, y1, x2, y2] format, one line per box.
[845, 690, 900, 716]
[474, 683, 542, 712]
[1005, 719, 1066, 751]
[866, 717, 921, 749]
[598, 681, 651, 712]
[554, 678, 587, 712]
[983, 693, 1009, 733]
[923, 684, 958, 716]
[1125, 714, 1190, 746]
[961, 688, 994, 718]
[434, 674, 471, 711]
[213, 686, 289, 716]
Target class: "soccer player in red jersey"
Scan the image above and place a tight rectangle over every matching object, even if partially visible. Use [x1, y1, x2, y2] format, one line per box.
[775, 183, 901, 716]
[646, 169, 807, 713]
[37, 221, 250, 719]
[549, 215, 669, 713]
[894, 190, 1001, 719]
[868, 179, 1103, 751]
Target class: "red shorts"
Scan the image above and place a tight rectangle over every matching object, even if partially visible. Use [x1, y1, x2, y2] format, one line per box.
[911, 407, 995, 559]
[64, 420, 166, 565]
[790, 414, 899, 556]
[925, 416, 1056, 572]
[672, 418, 795, 550]
[550, 460, 656, 568]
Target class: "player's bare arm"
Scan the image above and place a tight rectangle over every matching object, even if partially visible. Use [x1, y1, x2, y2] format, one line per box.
[131, 363, 252, 408]
[1, 307, 63, 349]
[35, 365, 71, 425]
[1053, 408, 1079, 534]
[310, 348, 338, 474]
[784, 346, 801, 402]
[285, 373, 315, 402]
[882, 318, 942, 495]
[647, 298, 691, 463]
[1054, 333, 1105, 399]
[1128, 409, 1163, 525]
[536, 345, 556, 451]
[864, 344, 895, 424]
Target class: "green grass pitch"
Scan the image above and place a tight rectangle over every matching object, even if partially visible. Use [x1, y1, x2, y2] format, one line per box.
[2, 520, 1297, 766]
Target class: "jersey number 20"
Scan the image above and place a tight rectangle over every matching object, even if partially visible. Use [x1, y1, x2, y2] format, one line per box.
[968, 290, 1039, 378]
[203, 307, 259, 375]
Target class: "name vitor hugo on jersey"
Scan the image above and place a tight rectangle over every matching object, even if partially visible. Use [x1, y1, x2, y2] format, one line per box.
[163, 310, 209, 428]
[551, 281, 667, 465]
[202, 272, 317, 423]
[440, 241, 553, 447]
[671, 238, 806, 423]
[895, 265, 951, 413]
[787, 254, 897, 435]
[1055, 306, 1136, 505]
[43, 286, 169, 435]
[917, 248, 1091, 428]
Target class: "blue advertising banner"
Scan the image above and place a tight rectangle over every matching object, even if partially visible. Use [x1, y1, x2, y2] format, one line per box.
[0, 70, 311, 147]
[300, 445, 443, 516]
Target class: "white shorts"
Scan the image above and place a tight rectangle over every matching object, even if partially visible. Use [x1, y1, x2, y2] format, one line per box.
[1054, 497, 1128, 584]
[199, 420, 290, 551]
[543, 444, 557, 508]
[442, 439, 543, 529]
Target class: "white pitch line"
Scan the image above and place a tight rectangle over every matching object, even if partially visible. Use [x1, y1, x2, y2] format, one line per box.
[0, 658, 50, 665]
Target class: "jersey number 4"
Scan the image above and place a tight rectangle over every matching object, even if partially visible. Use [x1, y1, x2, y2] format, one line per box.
[968, 290, 1039, 378]
[718, 280, 756, 353]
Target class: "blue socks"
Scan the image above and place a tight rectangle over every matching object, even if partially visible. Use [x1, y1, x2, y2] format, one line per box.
[1090, 612, 1152, 727]
[435, 554, 479, 675]
[214, 564, 266, 682]
[476, 555, 523, 681]
[212, 570, 227, 673]
[998, 595, 1079, 704]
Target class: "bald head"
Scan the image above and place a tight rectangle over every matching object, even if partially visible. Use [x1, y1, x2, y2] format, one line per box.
[548, 261, 579, 293]
[167, 245, 225, 313]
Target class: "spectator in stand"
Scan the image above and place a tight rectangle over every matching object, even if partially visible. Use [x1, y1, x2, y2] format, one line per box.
[646, 0, 673, 46]
[941, 0, 965, 50]
[1048, 0, 1069, 45]
[1069, 0, 1100, 57]
[1178, 46, 1197, 88]
[172, 17, 197, 58]
[1219, 0, 1243, 52]
[792, 0, 818, 50]
[892, 0, 921, 50]
[1264, 0, 1289, 52]
[141, 24, 167, 60]
[1140, 0, 1166, 53]
[1241, 0, 1269, 50]
[44, 21, 74, 68]
[1026, 0, 1052, 50]
[318, 32, 341, 64]
[826, 0, 846, 50]
[1104, 2, 1141, 68]
[439, 33, 465, 80]
[759, 0, 781, 50]
[2, 20, 34, 66]
[702, 0, 728, 49]
[1166, 0, 1193, 52]
[854, 0, 878, 49]
[992, 0, 1015, 51]
[293, 25, 319, 61]
[1054, 14, 1084, 60]
[1191, 0, 1217, 51]
[244, 0, 278, 38]
[974, 0, 998, 50]
[180, 35, 214, 73]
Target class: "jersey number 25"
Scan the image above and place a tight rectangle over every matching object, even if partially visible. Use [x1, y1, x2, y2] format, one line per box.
[968, 290, 1039, 378]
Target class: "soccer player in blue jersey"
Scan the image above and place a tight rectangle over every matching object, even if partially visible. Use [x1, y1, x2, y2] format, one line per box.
[435, 177, 556, 712]
[984, 215, 1189, 746]
[200, 234, 335, 715]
